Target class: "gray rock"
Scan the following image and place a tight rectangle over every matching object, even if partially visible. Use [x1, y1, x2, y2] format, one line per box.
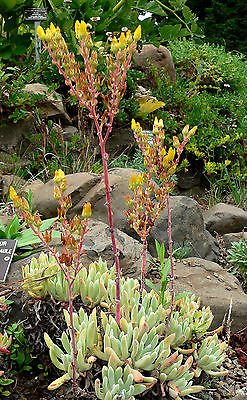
[173, 257, 247, 332]
[150, 196, 219, 261]
[31, 172, 101, 218]
[133, 44, 176, 82]
[223, 231, 247, 249]
[23, 83, 71, 123]
[204, 203, 247, 235]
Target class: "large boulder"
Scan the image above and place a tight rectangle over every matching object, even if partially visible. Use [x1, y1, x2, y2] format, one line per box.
[204, 203, 247, 235]
[133, 44, 176, 82]
[23, 83, 71, 123]
[71, 170, 219, 261]
[150, 196, 219, 261]
[172, 257, 247, 332]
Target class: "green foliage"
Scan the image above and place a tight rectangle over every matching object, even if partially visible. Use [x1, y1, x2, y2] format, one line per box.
[0, 213, 60, 259]
[6, 323, 32, 373]
[227, 240, 247, 281]
[0, 0, 33, 62]
[0, 375, 14, 397]
[39, 262, 227, 398]
[151, 40, 247, 185]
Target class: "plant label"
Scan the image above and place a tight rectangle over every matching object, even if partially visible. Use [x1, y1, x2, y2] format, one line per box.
[25, 8, 47, 21]
[0, 240, 17, 282]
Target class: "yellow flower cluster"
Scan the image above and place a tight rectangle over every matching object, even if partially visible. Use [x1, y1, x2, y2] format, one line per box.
[9, 186, 29, 210]
[129, 173, 144, 190]
[37, 23, 61, 42]
[75, 20, 88, 40]
[110, 25, 141, 54]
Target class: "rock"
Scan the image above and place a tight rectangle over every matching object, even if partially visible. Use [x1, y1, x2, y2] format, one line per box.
[23, 83, 71, 123]
[62, 125, 78, 140]
[0, 114, 34, 154]
[205, 203, 247, 235]
[150, 196, 219, 261]
[82, 219, 147, 277]
[173, 257, 247, 332]
[71, 171, 219, 261]
[223, 231, 247, 249]
[31, 172, 101, 218]
[133, 44, 176, 82]
[73, 168, 140, 238]
[2, 174, 27, 197]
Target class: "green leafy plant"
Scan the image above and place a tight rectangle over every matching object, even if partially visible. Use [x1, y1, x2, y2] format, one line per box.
[227, 240, 247, 281]
[149, 40, 247, 187]
[6, 323, 32, 373]
[0, 371, 14, 397]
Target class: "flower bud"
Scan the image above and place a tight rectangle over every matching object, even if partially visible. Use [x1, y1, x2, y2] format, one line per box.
[133, 25, 142, 41]
[82, 202, 92, 218]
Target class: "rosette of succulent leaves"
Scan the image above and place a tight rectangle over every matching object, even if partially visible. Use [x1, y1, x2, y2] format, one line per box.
[22, 253, 228, 399]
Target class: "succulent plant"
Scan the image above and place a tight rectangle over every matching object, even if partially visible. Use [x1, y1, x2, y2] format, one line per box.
[95, 364, 151, 400]
[22, 252, 59, 299]
[168, 295, 214, 348]
[159, 353, 204, 399]
[40, 260, 227, 397]
[79, 258, 115, 307]
[46, 268, 81, 302]
[44, 308, 101, 390]
[193, 334, 228, 377]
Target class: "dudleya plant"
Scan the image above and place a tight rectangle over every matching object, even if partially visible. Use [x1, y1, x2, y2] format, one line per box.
[39, 272, 227, 399]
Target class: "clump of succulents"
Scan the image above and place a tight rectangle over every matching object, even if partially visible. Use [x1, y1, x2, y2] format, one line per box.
[32, 261, 228, 399]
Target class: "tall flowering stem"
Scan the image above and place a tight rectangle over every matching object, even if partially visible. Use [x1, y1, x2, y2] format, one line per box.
[37, 22, 141, 325]
[9, 170, 92, 395]
[126, 119, 197, 300]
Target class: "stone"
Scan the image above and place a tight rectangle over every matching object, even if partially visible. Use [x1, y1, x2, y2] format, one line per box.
[204, 203, 247, 235]
[0, 114, 34, 154]
[1, 174, 27, 197]
[133, 44, 176, 82]
[23, 83, 71, 123]
[31, 172, 101, 218]
[150, 196, 219, 261]
[72, 168, 139, 237]
[173, 257, 247, 332]
[223, 231, 247, 249]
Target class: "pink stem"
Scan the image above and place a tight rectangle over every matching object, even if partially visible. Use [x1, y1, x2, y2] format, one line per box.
[100, 141, 121, 324]
[67, 273, 78, 395]
[140, 237, 147, 295]
[165, 193, 175, 331]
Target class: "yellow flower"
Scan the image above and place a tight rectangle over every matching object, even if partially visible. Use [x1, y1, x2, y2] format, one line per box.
[110, 37, 119, 54]
[49, 22, 57, 35]
[129, 174, 137, 190]
[36, 25, 46, 40]
[82, 202, 92, 218]
[9, 186, 18, 202]
[53, 169, 65, 184]
[136, 173, 144, 186]
[173, 136, 180, 149]
[75, 20, 88, 40]
[126, 30, 133, 45]
[225, 160, 231, 166]
[118, 32, 127, 49]
[166, 147, 176, 162]
[133, 25, 142, 41]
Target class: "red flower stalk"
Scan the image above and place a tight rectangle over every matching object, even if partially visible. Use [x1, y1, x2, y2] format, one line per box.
[126, 119, 196, 296]
[37, 21, 142, 325]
